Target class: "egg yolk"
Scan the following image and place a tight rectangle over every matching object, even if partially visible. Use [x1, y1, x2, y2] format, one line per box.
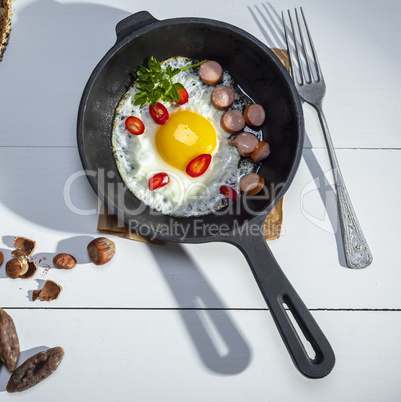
[155, 110, 217, 171]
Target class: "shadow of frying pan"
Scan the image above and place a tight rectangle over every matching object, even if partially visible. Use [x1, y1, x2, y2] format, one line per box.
[148, 243, 251, 375]
[0, 0, 130, 234]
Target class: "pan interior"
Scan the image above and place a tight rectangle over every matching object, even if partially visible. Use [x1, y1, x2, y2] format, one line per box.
[78, 20, 302, 241]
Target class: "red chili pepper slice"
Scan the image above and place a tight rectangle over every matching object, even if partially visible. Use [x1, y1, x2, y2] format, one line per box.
[176, 88, 189, 105]
[149, 102, 169, 125]
[186, 154, 212, 178]
[220, 185, 238, 201]
[148, 172, 169, 191]
[125, 116, 145, 135]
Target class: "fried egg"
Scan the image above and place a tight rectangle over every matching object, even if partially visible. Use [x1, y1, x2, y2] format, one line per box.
[112, 57, 254, 217]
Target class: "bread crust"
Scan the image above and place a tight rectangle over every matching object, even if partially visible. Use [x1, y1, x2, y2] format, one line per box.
[0, 0, 13, 61]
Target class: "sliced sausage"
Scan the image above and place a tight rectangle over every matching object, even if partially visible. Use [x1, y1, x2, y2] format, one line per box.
[211, 86, 235, 110]
[229, 132, 259, 157]
[221, 110, 246, 134]
[244, 104, 266, 127]
[199, 61, 223, 85]
[240, 173, 265, 196]
[251, 141, 271, 162]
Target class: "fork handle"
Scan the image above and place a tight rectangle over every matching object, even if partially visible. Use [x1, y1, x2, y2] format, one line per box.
[314, 106, 373, 268]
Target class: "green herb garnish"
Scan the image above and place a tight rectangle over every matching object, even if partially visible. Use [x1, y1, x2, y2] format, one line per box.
[134, 57, 206, 107]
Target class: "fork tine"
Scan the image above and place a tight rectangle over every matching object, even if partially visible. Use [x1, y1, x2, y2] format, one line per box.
[295, 8, 313, 84]
[283, 10, 303, 85]
[300, 7, 323, 82]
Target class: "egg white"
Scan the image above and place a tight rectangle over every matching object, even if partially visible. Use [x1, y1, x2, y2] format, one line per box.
[112, 57, 254, 217]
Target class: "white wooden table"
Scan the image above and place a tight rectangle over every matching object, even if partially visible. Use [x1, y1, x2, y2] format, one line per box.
[1, 0, 400, 400]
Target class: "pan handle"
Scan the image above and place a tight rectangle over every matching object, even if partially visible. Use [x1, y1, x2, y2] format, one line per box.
[115, 11, 159, 43]
[228, 228, 335, 378]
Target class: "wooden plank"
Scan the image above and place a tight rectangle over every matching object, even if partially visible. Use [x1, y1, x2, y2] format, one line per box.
[0, 309, 400, 401]
[0, 0, 399, 149]
[0, 147, 398, 309]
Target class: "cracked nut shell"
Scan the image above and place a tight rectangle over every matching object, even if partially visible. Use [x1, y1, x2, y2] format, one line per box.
[13, 237, 36, 257]
[20, 262, 38, 280]
[32, 280, 62, 302]
[0, 308, 20, 372]
[53, 253, 76, 270]
[87, 237, 115, 265]
[11, 249, 27, 258]
[6, 346, 64, 393]
[5, 257, 29, 279]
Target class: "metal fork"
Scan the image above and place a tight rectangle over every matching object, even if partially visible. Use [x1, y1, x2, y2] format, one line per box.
[282, 8, 372, 269]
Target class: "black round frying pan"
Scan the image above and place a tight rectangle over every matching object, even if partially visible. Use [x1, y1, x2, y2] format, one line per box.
[77, 11, 335, 378]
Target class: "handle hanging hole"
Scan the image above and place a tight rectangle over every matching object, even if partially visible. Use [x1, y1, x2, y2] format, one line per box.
[282, 299, 317, 361]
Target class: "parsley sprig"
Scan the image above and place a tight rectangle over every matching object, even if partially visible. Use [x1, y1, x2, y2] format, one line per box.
[134, 57, 206, 107]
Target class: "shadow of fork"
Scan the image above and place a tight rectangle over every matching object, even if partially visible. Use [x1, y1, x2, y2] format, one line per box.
[248, 2, 347, 267]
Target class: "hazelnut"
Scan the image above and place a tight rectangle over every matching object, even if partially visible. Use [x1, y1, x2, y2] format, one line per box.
[5, 257, 29, 279]
[87, 237, 115, 265]
[0, 250, 3, 266]
[53, 253, 77, 270]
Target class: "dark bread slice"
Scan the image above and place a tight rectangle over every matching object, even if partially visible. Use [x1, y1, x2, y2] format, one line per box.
[0, 0, 13, 61]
